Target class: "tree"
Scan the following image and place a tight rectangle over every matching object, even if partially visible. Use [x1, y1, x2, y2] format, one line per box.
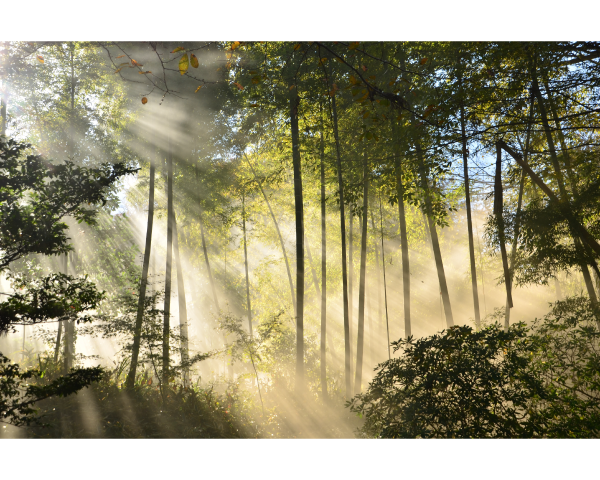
[349, 323, 547, 438]
[0, 136, 135, 425]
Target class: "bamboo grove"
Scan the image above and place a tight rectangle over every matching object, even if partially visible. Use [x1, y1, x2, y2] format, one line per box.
[1, 41, 600, 438]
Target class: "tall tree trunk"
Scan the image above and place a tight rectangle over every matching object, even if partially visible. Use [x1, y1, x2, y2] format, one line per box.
[530, 61, 599, 307]
[199, 211, 219, 310]
[196, 165, 220, 311]
[242, 190, 252, 336]
[354, 153, 369, 394]
[369, 209, 383, 359]
[319, 118, 327, 401]
[126, 153, 155, 388]
[163, 141, 174, 390]
[330, 88, 351, 397]
[290, 85, 305, 392]
[379, 191, 391, 360]
[244, 154, 296, 317]
[459, 102, 481, 329]
[305, 237, 320, 297]
[505, 96, 534, 331]
[494, 146, 514, 309]
[349, 213, 354, 359]
[173, 216, 189, 385]
[416, 144, 454, 327]
[392, 121, 411, 338]
[63, 45, 77, 372]
[399, 49, 453, 327]
[63, 254, 74, 371]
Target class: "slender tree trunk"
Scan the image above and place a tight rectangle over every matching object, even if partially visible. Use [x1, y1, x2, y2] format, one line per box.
[495, 145, 514, 309]
[505, 169, 525, 331]
[459, 103, 481, 329]
[392, 121, 411, 338]
[416, 144, 454, 327]
[305, 237, 320, 297]
[290, 85, 305, 392]
[126, 154, 155, 388]
[63, 46, 76, 372]
[330, 89, 351, 397]
[379, 191, 391, 360]
[242, 190, 252, 336]
[369, 209, 383, 360]
[349, 213, 354, 359]
[173, 216, 189, 385]
[196, 165, 220, 311]
[63, 254, 74, 371]
[163, 141, 174, 390]
[319, 119, 327, 401]
[199, 211, 219, 310]
[354, 153, 369, 394]
[244, 154, 296, 317]
[505, 97, 534, 331]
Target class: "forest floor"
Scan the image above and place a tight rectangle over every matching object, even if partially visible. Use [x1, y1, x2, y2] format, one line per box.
[1, 379, 363, 439]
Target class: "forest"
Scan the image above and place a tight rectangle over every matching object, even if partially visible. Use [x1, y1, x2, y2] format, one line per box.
[1, 41, 600, 440]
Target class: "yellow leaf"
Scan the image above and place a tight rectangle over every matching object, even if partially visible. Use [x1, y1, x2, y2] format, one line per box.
[171, 46, 185, 53]
[420, 58, 428, 65]
[116, 55, 126, 59]
[179, 54, 189, 75]
[195, 85, 203, 93]
[231, 41, 241, 50]
[138, 71, 152, 74]
[348, 42, 360, 50]
[249, 103, 259, 107]
[131, 59, 143, 67]
[190, 53, 199, 68]
[251, 76, 260, 84]
[294, 43, 302, 50]
[233, 82, 244, 90]
[363, 111, 370, 119]
[335, 57, 344, 63]
[36, 55, 44, 63]
[141, 97, 148, 104]
[289, 85, 295, 91]
[249, 70, 258, 75]
[114, 68, 123, 73]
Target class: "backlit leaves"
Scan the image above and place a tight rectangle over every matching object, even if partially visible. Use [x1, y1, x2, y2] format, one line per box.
[171, 46, 185, 53]
[141, 97, 148, 104]
[36, 55, 44, 63]
[190, 53, 199, 68]
[179, 54, 189, 75]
